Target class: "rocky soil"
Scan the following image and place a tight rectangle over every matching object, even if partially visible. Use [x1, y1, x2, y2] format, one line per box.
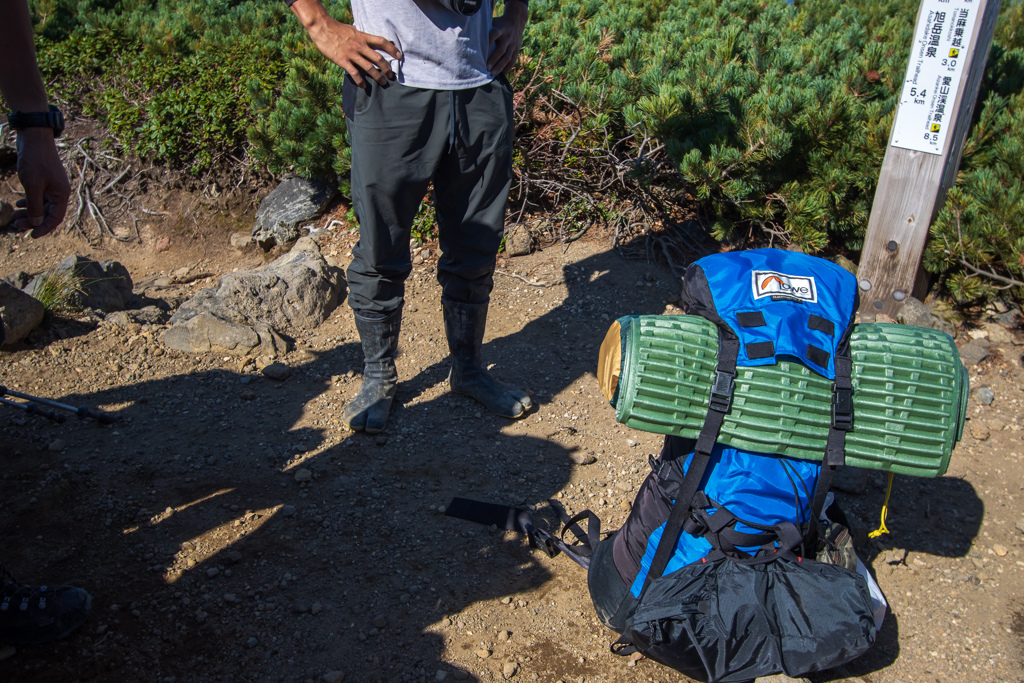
[1, 169, 1023, 683]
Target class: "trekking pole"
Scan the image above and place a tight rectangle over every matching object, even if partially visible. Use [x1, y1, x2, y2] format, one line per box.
[0, 395, 67, 423]
[0, 385, 117, 424]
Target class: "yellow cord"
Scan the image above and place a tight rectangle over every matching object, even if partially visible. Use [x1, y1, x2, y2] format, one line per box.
[868, 472, 895, 539]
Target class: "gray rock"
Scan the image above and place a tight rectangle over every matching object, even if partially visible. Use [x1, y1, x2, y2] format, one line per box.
[106, 306, 168, 329]
[161, 313, 287, 357]
[504, 223, 532, 257]
[993, 309, 1021, 327]
[896, 297, 954, 337]
[0, 281, 45, 346]
[2, 271, 31, 289]
[164, 238, 341, 357]
[262, 362, 292, 381]
[253, 176, 337, 249]
[24, 255, 133, 312]
[975, 387, 995, 405]
[959, 340, 990, 366]
[0, 200, 12, 228]
[1015, 519, 1024, 535]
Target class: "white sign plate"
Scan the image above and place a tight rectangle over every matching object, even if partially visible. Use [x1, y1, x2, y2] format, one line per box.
[890, 0, 980, 155]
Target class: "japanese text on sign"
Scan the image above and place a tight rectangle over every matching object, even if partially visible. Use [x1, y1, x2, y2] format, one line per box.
[891, 0, 979, 155]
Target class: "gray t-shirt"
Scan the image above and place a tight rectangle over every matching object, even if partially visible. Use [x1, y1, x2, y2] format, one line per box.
[350, 0, 494, 90]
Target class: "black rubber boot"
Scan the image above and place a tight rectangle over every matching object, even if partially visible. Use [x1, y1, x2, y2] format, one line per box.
[442, 298, 532, 418]
[343, 308, 402, 434]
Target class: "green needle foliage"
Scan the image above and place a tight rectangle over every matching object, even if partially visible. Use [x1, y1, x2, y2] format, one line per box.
[20, 0, 1024, 303]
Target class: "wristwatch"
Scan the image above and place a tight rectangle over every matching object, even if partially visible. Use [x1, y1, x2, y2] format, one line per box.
[7, 105, 65, 139]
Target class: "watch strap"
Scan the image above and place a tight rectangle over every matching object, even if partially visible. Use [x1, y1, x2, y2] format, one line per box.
[7, 105, 64, 139]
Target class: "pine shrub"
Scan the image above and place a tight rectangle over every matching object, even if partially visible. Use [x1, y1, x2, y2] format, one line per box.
[18, 0, 1024, 301]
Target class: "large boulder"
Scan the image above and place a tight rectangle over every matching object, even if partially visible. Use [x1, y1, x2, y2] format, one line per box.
[162, 237, 342, 356]
[252, 176, 338, 250]
[24, 255, 134, 313]
[0, 281, 45, 346]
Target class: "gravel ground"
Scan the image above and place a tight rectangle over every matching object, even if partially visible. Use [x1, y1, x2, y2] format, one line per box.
[1, 184, 1023, 683]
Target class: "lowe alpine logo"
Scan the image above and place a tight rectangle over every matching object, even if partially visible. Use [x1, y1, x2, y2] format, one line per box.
[752, 271, 818, 303]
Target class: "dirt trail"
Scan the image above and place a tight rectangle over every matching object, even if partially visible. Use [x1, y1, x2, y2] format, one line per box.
[1, 176, 1023, 683]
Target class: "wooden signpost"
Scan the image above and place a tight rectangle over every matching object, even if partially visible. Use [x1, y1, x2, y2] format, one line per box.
[856, 0, 1002, 318]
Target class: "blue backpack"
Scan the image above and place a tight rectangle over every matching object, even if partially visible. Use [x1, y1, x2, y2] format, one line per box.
[589, 249, 877, 682]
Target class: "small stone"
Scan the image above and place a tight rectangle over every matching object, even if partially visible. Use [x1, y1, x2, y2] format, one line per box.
[498, 630, 510, 641]
[227, 550, 243, 564]
[1016, 519, 1024, 535]
[399, 593, 411, 604]
[452, 671, 469, 681]
[502, 662, 518, 679]
[48, 439, 66, 452]
[321, 672, 345, 683]
[435, 671, 449, 682]
[293, 598, 312, 613]
[969, 421, 990, 442]
[282, 505, 297, 517]
[975, 387, 995, 405]
[230, 232, 252, 249]
[223, 593, 237, 603]
[372, 615, 387, 629]
[261, 362, 292, 381]
[993, 544, 1008, 557]
[569, 452, 596, 466]
[294, 468, 313, 483]
[206, 567, 220, 578]
[476, 649, 491, 659]
[246, 637, 258, 648]
[241, 390, 256, 401]
[310, 601, 322, 615]
[500, 597, 511, 605]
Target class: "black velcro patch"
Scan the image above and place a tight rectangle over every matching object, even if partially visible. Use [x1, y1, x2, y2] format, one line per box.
[808, 315, 835, 337]
[746, 341, 775, 359]
[807, 344, 831, 368]
[737, 311, 766, 328]
[741, 313, 765, 327]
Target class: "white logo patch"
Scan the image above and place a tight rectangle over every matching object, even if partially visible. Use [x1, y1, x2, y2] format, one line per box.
[752, 271, 818, 303]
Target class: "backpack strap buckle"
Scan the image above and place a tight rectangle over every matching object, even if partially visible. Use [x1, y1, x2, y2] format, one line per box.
[831, 386, 853, 431]
[709, 370, 735, 413]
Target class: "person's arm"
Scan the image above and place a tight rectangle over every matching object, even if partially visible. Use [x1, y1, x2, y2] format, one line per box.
[288, 0, 402, 89]
[0, 0, 70, 238]
[487, 0, 529, 76]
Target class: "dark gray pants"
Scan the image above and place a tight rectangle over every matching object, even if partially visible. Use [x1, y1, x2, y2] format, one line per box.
[343, 76, 514, 314]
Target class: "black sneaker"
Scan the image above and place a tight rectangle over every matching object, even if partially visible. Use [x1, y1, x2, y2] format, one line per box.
[0, 582, 93, 646]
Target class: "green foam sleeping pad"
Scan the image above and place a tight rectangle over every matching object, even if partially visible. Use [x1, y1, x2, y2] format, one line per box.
[606, 316, 968, 477]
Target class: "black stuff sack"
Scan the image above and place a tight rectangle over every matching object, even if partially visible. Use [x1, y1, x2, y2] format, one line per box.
[617, 554, 877, 683]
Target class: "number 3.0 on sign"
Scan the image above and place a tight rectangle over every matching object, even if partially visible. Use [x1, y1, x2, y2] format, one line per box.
[890, 0, 979, 156]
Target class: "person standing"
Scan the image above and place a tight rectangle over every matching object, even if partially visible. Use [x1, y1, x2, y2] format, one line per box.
[287, 0, 533, 434]
[1, 0, 92, 647]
